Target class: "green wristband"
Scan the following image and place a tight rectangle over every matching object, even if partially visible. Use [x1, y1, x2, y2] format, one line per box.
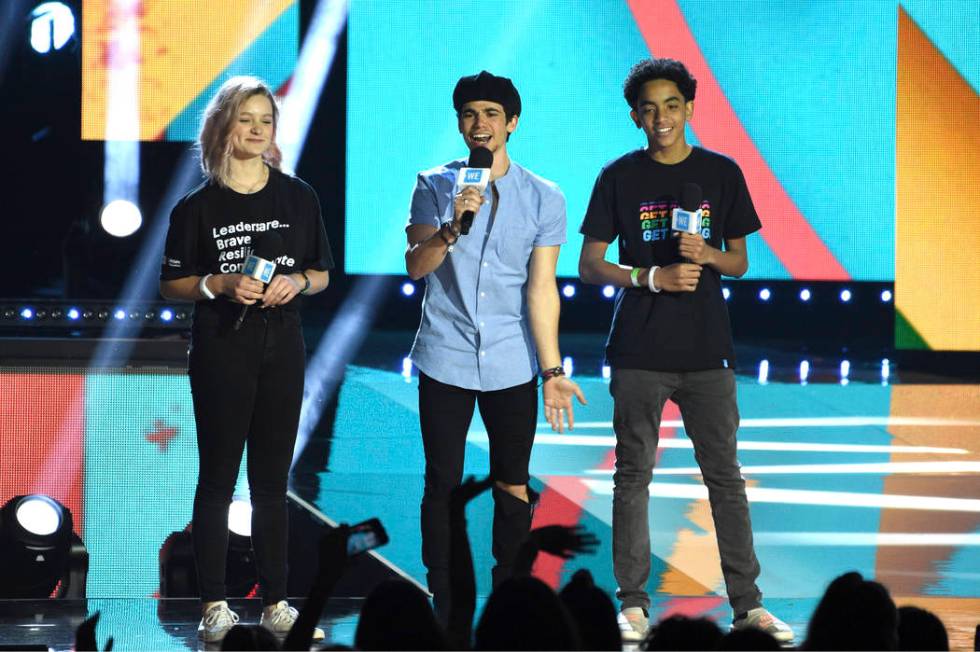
[630, 267, 642, 287]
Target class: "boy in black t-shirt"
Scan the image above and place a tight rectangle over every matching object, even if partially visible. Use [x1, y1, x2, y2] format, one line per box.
[578, 58, 793, 645]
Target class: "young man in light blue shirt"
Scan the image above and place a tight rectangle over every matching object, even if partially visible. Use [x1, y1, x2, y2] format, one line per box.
[405, 71, 586, 619]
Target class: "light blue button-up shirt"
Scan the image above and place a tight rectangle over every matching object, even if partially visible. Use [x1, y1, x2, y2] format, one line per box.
[407, 159, 566, 391]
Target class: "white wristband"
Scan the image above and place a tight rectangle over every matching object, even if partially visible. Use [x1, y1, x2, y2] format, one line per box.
[199, 273, 216, 300]
[647, 266, 661, 293]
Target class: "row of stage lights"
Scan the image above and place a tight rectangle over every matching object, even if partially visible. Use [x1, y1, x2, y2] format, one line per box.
[401, 281, 894, 304]
[402, 355, 892, 386]
[757, 358, 892, 386]
[1, 303, 191, 328]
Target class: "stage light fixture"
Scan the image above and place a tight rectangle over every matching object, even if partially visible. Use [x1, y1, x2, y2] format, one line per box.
[30, 2, 75, 54]
[602, 285, 615, 299]
[0, 494, 87, 598]
[160, 309, 173, 322]
[758, 359, 769, 385]
[20, 307, 34, 320]
[881, 289, 892, 302]
[799, 360, 810, 385]
[562, 356, 573, 377]
[160, 500, 257, 598]
[840, 289, 852, 303]
[881, 358, 891, 384]
[113, 309, 125, 321]
[35, 309, 48, 320]
[562, 284, 576, 298]
[227, 499, 252, 537]
[401, 282, 415, 297]
[722, 287, 731, 300]
[401, 357, 412, 380]
[601, 364, 611, 380]
[799, 288, 811, 302]
[16, 495, 61, 535]
[840, 360, 850, 386]
[67, 308, 80, 320]
[759, 288, 771, 302]
[100, 199, 142, 238]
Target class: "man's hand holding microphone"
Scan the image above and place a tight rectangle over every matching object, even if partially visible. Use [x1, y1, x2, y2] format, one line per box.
[452, 186, 485, 234]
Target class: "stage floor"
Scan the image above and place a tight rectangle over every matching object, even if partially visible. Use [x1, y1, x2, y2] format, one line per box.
[290, 345, 980, 650]
[2, 333, 978, 649]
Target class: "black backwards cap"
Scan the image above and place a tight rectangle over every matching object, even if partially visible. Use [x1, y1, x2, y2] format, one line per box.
[453, 71, 522, 117]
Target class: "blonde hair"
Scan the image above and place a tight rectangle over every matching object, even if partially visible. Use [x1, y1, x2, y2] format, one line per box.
[199, 76, 283, 186]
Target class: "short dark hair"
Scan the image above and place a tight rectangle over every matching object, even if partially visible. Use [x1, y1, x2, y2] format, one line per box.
[623, 58, 697, 108]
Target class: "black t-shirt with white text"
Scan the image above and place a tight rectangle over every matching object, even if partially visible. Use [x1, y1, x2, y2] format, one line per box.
[580, 147, 761, 372]
[161, 168, 333, 316]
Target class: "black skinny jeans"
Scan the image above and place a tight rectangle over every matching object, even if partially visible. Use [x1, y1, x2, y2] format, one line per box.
[418, 372, 538, 612]
[188, 304, 305, 605]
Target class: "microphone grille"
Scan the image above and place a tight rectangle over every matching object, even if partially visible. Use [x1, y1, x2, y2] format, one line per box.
[251, 230, 284, 259]
[680, 183, 703, 212]
[468, 146, 493, 169]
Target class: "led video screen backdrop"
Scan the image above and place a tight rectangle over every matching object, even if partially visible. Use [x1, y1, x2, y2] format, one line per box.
[346, 0, 978, 289]
[81, 1, 298, 141]
[895, 6, 980, 351]
[1, 368, 248, 598]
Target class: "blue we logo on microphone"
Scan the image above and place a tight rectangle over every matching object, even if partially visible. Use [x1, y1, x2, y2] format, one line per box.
[674, 211, 692, 232]
[243, 255, 276, 283]
[464, 169, 483, 183]
[671, 207, 703, 235]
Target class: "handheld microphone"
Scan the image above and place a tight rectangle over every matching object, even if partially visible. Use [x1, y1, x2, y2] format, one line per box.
[234, 230, 284, 331]
[455, 146, 493, 235]
[671, 183, 703, 237]
[671, 182, 704, 265]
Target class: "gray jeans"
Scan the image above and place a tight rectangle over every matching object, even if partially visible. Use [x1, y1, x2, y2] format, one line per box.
[610, 368, 762, 614]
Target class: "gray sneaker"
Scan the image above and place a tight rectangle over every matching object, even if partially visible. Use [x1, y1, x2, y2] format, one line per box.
[732, 607, 795, 645]
[259, 600, 324, 641]
[618, 607, 649, 642]
[198, 601, 239, 643]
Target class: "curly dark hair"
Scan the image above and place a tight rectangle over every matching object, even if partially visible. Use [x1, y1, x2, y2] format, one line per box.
[623, 58, 697, 108]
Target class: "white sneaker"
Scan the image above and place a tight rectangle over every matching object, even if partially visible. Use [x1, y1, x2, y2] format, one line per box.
[732, 607, 795, 645]
[259, 600, 325, 641]
[618, 607, 649, 642]
[198, 601, 239, 643]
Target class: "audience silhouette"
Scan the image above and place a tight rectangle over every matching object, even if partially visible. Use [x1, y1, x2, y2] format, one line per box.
[896, 605, 949, 651]
[354, 579, 448, 650]
[559, 569, 621, 651]
[71, 499, 965, 652]
[642, 614, 723, 651]
[802, 571, 899, 651]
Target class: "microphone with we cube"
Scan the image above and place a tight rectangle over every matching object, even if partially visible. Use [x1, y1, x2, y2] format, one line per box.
[234, 230, 284, 331]
[671, 182, 705, 263]
[455, 146, 493, 235]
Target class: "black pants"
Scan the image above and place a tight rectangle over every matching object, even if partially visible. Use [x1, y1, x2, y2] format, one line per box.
[188, 306, 305, 604]
[418, 372, 538, 614]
